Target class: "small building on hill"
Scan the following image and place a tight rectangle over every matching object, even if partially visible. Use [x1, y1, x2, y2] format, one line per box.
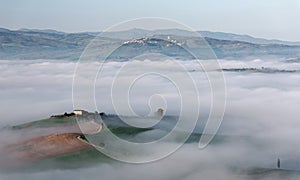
[73, 110, 88, 116]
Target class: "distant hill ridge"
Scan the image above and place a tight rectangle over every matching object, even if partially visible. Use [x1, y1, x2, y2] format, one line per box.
[0, 27, 300, 60]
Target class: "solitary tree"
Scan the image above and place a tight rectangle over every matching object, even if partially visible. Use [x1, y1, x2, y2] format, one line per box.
[155, 108, 164, 118]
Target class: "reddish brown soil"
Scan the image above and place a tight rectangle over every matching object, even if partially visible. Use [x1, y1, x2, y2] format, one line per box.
[6, 133, 94, 162]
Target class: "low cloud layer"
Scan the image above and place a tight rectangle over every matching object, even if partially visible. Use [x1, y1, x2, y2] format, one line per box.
[0, 58, 300, 179]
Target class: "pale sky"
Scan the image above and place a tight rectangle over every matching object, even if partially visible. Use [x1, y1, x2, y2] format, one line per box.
[1, 0, 300, 41]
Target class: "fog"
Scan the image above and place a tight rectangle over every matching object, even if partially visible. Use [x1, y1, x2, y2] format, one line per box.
[0, 58, 300, 179]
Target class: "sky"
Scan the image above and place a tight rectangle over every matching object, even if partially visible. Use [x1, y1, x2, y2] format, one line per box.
[1, 0, 300, 41]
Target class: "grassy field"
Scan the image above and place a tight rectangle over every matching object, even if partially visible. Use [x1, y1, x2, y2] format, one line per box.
[12, 116, 77, 129]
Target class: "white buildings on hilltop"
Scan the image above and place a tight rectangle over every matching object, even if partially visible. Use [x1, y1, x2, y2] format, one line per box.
[73, 110, 88, 116]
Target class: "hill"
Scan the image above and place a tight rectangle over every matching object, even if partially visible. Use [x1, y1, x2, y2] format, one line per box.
[1, 28, 300, 60]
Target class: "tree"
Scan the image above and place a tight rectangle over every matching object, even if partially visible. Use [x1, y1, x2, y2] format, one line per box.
[277, 158, 281, 169]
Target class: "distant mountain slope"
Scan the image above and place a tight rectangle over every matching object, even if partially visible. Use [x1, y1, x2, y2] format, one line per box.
[0, 28, 300, 60]
[91, 28, 300, 46]
[199, 31, 300, 46]
[18, 28, 66, 35]
[107, 35, 300, 60]
[0, 28, 120, 60]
